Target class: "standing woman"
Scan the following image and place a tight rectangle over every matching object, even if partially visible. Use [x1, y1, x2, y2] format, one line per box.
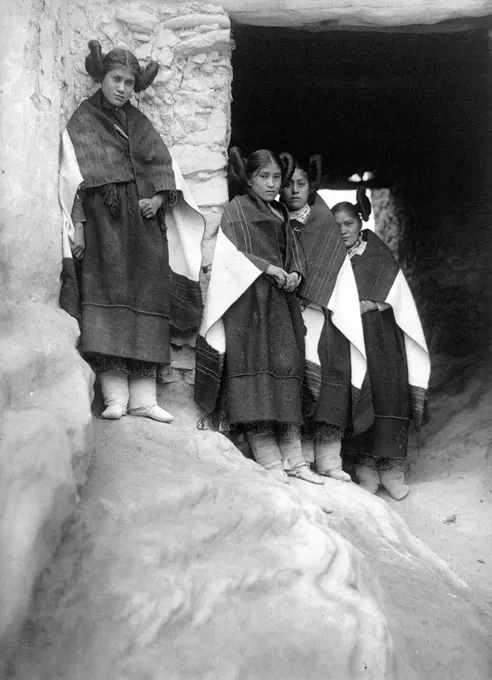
[281, 156, 369, 481]
[333, 192, 430, 499]
[195, 147, 322, 484]
[59, 41, 204, 422]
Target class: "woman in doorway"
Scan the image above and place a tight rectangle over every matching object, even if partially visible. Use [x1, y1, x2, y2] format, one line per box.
[281, 156, 369, 481]
[59, 40, 204, 422]
[195, 147, 322, 485]
[333, 192, 430, 499]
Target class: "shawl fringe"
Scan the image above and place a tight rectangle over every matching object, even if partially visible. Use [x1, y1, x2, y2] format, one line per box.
[59, 101, 205, 335]
[194, 194, 305, 418]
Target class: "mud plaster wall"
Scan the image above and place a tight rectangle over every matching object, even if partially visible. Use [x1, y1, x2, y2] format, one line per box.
[62, 0, 233, 381]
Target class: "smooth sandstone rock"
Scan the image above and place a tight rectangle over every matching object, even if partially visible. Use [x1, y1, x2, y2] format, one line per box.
[0, 20, 230, 670]
[0, 0, 94, 670]
[11, 410, 491, 679]
[0, 302, 94, 672]
[0, 409, 76, 666]
[0, 0, 62, 304]
[187, 0, 492, 28]
[162, 13, 231, 29]
[0, 303, 94, 479]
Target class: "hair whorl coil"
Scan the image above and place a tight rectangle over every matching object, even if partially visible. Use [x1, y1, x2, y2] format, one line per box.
[356, 187, 372, 222]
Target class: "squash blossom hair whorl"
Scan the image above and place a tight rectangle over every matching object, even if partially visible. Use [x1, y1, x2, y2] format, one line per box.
[279, 153, 323, 206]
[85, 40, 159, 92]
[332, 188, 372, 224]
[228, 147, 294, 198]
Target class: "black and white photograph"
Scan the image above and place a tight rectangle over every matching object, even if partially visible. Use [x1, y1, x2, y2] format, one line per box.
[1, 0, 491, 677]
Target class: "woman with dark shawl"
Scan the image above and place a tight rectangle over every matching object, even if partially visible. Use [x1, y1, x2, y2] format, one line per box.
[195, 147, 323, 485]
[59, 41, 204, 422]
[334, 192, 430, 500]
[281, 156, 369, 481]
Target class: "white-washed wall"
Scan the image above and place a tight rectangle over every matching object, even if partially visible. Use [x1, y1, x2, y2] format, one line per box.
[62, 1, 233, 382]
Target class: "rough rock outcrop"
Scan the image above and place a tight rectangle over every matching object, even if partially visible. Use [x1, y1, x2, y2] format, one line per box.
[207, 0, 492, 28]
[0, 304, 94, 668]
[0, 0, 93, 670]
[1, 2, 232, 666]
[12, 390, 491, 679]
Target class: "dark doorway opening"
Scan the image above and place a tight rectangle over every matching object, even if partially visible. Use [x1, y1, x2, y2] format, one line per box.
[230, 25, 492, 361]
[230, 25, 489, 185]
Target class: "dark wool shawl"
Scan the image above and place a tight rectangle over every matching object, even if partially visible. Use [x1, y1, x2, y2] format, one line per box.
[60, 91, 204, 336]
[352, 230, 400, 303]
[223, 193, 305, 275]
[66, 90, 176, 198]
[194, 192, 305, 415]
[351, 229, 430, 429]
[296, 195, 346, 308]
[291, 196, 372, 434]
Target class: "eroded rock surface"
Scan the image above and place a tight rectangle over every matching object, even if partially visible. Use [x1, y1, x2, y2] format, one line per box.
[12, 387, 491, 680]
[0, 0, 94, 670]
[0, 303, 93, 670]
[386, 355, 492, 610]
[206, 0, 492, 28]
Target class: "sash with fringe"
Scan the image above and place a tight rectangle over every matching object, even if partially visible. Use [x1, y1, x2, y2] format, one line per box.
[194, 193, 305, 415]
[295, 195, 371, 434]
[353, 229, 430, 428]
[58, 91, 204, 334]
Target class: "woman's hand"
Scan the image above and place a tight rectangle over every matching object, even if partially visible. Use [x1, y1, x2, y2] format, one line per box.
[283, 272, 301, 292]
[360, 300, 378, 315]
[72, 222, 85, 260]
[139, 195, 163, 219]
[266, 264, 289, 288]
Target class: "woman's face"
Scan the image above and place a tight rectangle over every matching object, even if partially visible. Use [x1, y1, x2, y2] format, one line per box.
[282, 168, 310, 211]
[101, 66, 135, 107]
[248, 162, 282, 202]
[335, 209, 362, 249]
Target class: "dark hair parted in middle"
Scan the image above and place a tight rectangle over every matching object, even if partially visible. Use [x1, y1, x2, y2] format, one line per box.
[284, 154, 323, 192]
[228, 146, 294, 198]
[332, 188, 372, 223]
[280, 153, 323, 205]
[85, 40, 159, 92]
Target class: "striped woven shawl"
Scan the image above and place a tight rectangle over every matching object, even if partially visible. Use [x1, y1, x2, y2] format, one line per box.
[353, 229, 430, 428]
[295, 196, 370, 434]
[58, 91, 205, 334]
[194, 193, 305, 415]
